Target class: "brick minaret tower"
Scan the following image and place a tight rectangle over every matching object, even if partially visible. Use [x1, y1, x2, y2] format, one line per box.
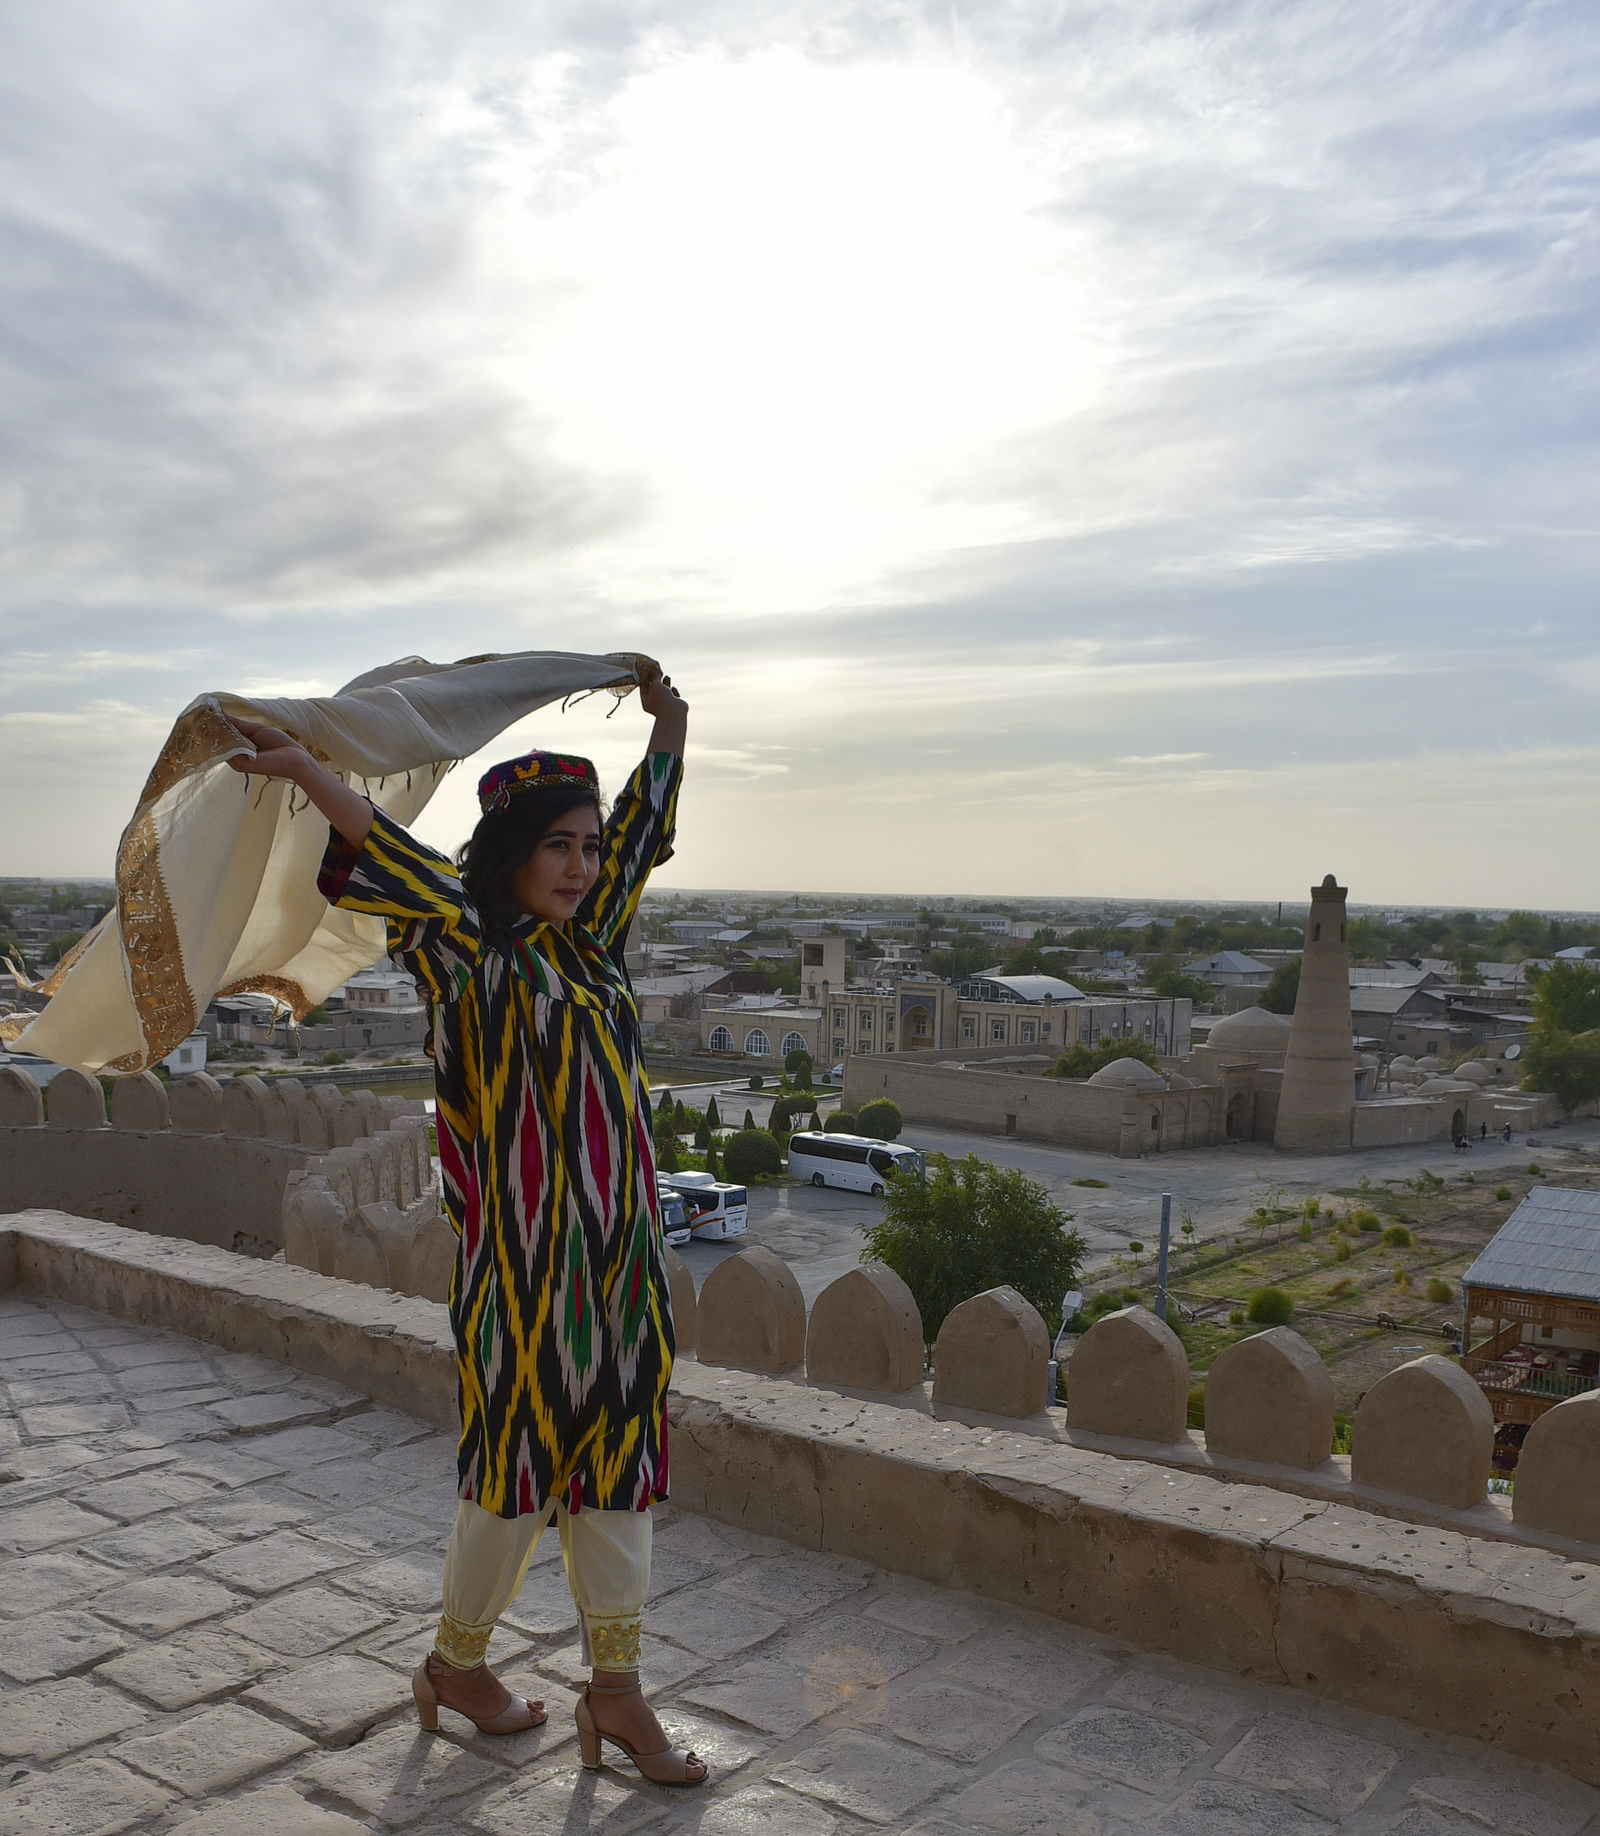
[1274, 874, 1355, 1154]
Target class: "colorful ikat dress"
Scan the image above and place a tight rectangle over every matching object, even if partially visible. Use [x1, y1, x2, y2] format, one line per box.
[317, 752, 683, 1519]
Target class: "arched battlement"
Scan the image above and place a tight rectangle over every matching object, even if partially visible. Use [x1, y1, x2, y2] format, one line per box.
[0, 1063, 429, 1259]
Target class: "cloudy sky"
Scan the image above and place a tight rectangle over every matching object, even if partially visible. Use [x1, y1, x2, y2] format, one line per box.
[3, 0, 1597, 906]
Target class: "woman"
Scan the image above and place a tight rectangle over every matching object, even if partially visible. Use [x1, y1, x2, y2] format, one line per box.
[229, 669, 704, 1787]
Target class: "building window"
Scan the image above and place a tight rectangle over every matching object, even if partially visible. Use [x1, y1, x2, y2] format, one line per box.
[858, 1012, 872, 1031]
[1019, 1022, 1036, 1043]
[913, 1014, 929, 1038]
[833, 1038, 845, 1056]
[990, 1019, 1006, 1043]
[833, 1008, 845, 1026]
[779, 1031, 807, 1056]
[744, 1029, 770, 1056]
[1041, 1023, 1051, 1038]
[961, 1018, 976, 1040]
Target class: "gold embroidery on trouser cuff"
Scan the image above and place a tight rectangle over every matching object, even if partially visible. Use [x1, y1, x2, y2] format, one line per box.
[434, 1613, 494, 1670]
[587, 1617, 642, 1669]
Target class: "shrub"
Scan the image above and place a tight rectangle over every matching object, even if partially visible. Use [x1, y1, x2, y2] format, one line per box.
[1186, 1383, 1206, 1430]
[705, 1096, 721, 1129]
[1382, 1225, 1416, 1249]
[1331, 1415, 1354, 1455]
[1245, 1286, 1294, 1325]
[656, 1089, 673, 1114]
[693, 1119, 711, 1149]
[857, 1098, 904, 1141]
[861, 1152, 1087, 1340]
[1050, 1035, 1161, 1080]
[1330, 1236, 1350, 1263]
[1328, 1276, 1355, 1297]
[723, 1129, 782, 1181]
[1072, 1177, 1110, 1188]
[1128, 1241, 1144, 1255]
[749, 1075, 764, 1090]
[1393, 1268, 1414, 1291]
[1082, 1287, 1144, 1323]
[1303, 1198, 1321, 1218]
[656, 1131, 681, 1173]
[1337, 1215, 1361, 1236]
[1527, 1162, 1542, 1175]
[824, 1111, 858, 1134]
[705, 1138, 723, 1179]
[1296, 1220, 1313, 1241]
[743, 1108, 756, 1131]
[674, 1099, 688, 1131]
[1426, 1277, 1454, 1303]
[1353, 1210, 1381, 1232]
[1228, 1308, 1246, 1326]
[1496, 1185, 1512, 1200]
[784, 1048, 814, 1087]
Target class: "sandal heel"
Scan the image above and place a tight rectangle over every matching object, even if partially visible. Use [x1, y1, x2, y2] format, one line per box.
[412, 1660, 440, 1732]
[575, 1693, 603, 1769]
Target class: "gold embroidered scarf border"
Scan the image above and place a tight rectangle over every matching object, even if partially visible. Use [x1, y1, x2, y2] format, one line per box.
[109, 702, 250, 1073]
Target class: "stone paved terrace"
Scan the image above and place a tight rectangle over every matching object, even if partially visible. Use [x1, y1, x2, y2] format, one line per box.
[3, 1294, 1598, 1836]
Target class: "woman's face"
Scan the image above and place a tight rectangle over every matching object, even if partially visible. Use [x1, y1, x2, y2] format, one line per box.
[510, 804, 602, 924]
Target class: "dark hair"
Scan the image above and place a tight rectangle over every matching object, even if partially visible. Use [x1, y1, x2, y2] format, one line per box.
[455, 784, 603, 931]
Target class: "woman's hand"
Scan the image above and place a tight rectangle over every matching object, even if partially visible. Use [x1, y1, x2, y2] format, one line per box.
[639, 668, 688, 757]
[224, 717, 374, 849]
[226, 720, 311, 782]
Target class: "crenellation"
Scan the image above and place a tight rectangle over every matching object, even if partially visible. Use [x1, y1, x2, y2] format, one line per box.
[45, 1067, 108, 1130]
[167, 1070, 224, 1133]
[109, 1069, 169, 1131]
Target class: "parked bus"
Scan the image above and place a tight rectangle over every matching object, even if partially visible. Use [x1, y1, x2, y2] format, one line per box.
[786, 1132, 924, 1196]
[655, 1178, 693, 1249]
[663, 1171, 749, 1240]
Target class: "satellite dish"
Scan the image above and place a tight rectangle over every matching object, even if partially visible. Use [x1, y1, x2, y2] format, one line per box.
[1504, 1044, 1521, 1061]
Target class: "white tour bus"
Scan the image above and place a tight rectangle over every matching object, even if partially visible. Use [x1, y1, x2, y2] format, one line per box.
[787, 1131, 924, 1196]
[654, 1178, 693, 1249]
[664, 1171, 749, 1240]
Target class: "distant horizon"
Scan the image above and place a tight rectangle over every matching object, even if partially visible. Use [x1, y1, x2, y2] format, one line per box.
[4, 874, 1596, 927]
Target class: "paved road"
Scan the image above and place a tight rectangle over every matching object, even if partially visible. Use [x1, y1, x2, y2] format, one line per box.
[678, 1110, 1600, 1305]
[2, 1292, 1593, 1835]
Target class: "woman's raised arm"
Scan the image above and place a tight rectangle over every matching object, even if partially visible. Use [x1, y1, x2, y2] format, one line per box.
[227, 720, 374, 849]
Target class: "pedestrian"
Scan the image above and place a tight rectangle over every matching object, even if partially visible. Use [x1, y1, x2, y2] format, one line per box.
[228, 668, 704, 1787]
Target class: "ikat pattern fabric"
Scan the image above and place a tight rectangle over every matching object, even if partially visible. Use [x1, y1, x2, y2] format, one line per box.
[318, 752, 682, 1519]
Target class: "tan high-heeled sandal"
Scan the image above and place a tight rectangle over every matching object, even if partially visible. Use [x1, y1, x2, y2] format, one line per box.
[412, 1652, 547, 1735]
[575, 1675, 707, 1786]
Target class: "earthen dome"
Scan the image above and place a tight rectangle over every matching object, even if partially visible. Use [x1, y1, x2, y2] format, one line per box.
[1205, 1007, 1292, 1052]
[1086, 1056, 1167, 1089]
[1415, 1077, 1475, 1096]
[1453, 1062, 1490, 1085]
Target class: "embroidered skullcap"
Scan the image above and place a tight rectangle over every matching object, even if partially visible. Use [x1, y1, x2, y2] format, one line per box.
[477, 749, 599, 814]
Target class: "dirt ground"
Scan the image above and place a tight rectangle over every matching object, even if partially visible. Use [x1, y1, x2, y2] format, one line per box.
[1077, 1140, 1600, 1416]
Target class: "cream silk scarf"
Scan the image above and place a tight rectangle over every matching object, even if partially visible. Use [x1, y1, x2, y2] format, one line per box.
[5, 649, 653, 1075]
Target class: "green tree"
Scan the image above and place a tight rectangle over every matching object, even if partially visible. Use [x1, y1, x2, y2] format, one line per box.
[705, 1096, 721, 1130]
[863, 1154, 1088, 1340]
[783, 1048, 813, 1087]
[1152, 967, 1214, 1002]
[1521, 1029, 1600, 1114]
[857, 1097, 903, 1140]
[1048, 1035, 1162, 1080]
[705, 1137, 723, 1178]
[824, 1111, 858, 1133]
[1531, 960, 1600, 1034]
[724, 1128, 782, 1180]
[1259, 959, 1300, 1014]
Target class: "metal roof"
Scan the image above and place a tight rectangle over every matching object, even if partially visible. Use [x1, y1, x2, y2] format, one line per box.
[1183, 951, 1271, 975]
[963, 973, 1086, 1003]
[1461, 1186, 1600, 1304]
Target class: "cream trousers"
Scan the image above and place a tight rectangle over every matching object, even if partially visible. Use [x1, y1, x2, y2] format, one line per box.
[435, 1498, 652, 1673]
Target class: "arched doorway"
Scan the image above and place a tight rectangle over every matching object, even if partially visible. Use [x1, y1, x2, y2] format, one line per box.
[1451, 1107, 1466, 1140]
[1226, 1092, 1249, 1140]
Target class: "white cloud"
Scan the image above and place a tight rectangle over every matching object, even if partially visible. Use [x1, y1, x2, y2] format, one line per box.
[2, 0, 1598, 902]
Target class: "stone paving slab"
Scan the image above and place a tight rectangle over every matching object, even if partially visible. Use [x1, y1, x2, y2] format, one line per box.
[1, 1291, 1598, 1836]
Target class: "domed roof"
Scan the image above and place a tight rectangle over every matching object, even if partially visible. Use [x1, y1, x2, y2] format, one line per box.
[1205, 1007, 1293, 1051]
[1453, 1061, 1490, 1084]
[1087, 1056, 1167, 1089]
[1389, 1055, 1417, 1070]
[1415, 1077, 1475, 1096]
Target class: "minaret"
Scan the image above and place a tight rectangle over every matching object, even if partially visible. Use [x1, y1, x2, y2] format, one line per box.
[1274, 874, 1354, 1154]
